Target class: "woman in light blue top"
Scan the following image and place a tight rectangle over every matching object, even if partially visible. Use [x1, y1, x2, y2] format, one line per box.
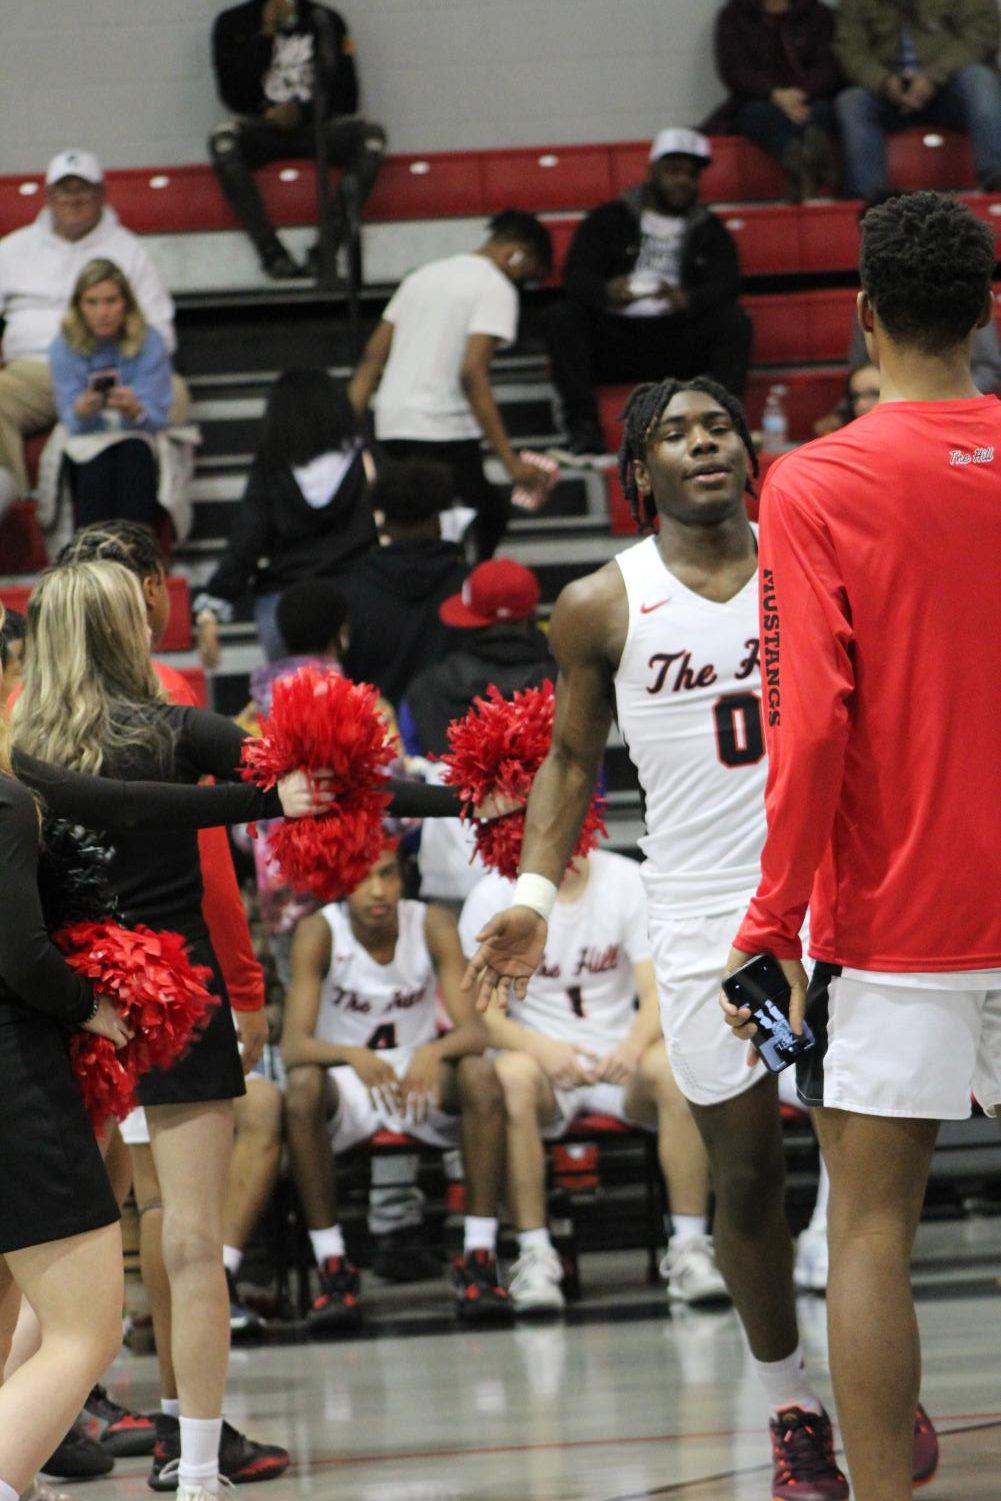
[49, 258, 173, 528]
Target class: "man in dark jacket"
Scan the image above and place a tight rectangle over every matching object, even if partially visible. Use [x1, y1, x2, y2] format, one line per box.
[400, 558, 552, 757]
[544, 129, 752, 457]
[208, 0, 386, 278]
[834, 0, 1001, 201]
[339, 460, 469, 704]
[705, 0, 840, 200]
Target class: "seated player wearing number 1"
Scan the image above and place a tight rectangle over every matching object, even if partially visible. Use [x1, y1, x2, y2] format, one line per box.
[460, 849, 728, 1314]
[282, 843, 511, 1324]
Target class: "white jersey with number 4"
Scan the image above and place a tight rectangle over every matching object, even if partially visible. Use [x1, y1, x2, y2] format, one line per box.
[459, 850, 650, 1054]
[613, 533, 767, 916]
[315, 899, 438, 1059]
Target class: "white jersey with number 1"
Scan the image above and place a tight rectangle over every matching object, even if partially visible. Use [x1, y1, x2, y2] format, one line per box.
[459, 849, 650, 1055]
[315, 899, 438, 1060]
[613, 532, 767, 916]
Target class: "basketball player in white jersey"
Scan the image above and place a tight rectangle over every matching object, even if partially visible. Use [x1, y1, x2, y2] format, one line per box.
[463, 377, 852, 1498]
[282, 844, 511, 1327]
[460, 848, 729, 1314]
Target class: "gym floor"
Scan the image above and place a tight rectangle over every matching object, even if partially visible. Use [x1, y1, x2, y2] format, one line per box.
[90, 1218, 999, 1501]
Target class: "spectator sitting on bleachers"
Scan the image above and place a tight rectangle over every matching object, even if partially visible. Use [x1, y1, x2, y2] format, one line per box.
[348, 210, 553, 559]
[459, 851, 728, 1315]
[813, 360, 881, 436]
[0, 608, 26, 709]
[209, 0, 386, 281]
[194, 368, 376, 666]
[49, 259, 173, 531]
[281, 843, 513, 1329]
[544, 130, 753, 458]
[400, 557, 552, 913]
[834, 0, 1001, 202]
[338, 460, 469, 704]
[703, 0, 840, 201]
[0, 148, 183, 502]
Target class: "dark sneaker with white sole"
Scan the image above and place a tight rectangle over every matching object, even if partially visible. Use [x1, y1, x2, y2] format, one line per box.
[148, 1414, 290, 1490]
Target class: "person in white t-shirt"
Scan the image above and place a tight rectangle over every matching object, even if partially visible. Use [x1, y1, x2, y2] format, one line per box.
[460, 850, 729, 1314]
[281, 843, 512, 1328]
[348, 210, 553, 558]
[544, 129, 752, 458]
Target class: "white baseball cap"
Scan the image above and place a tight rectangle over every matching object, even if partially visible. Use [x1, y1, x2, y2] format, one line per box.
[46, 149, 104, 187]
[649, 129, 712, 165]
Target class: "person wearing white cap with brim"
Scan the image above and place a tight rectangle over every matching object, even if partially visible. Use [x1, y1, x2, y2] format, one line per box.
[543, 126, 752, 460]
[0, 148, 182, 498]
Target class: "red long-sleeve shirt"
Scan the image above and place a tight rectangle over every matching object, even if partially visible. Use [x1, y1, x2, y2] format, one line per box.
[736, 396, 1001, 971]
[154, 660, 265, 1012]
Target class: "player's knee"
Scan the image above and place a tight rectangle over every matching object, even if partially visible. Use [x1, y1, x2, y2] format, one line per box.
[364, 123, 387, 155]
[495, 1050, 541, 1114]
[285, 1064, 327, 1124]
[209, 122, 241, 161]
[237, 1076, 284, 1139]
[456, 1053, 503, 1114]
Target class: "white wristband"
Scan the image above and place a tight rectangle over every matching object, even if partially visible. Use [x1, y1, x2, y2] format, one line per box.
[511, 872, 558, 922]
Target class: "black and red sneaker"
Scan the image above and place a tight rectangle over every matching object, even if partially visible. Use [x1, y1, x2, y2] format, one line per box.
[452, 1250, 514, 1324]
[912, 1403, 940, 1487]
[81, 1382, 156, 1457]
[769, 1407, 849, 1500]
[308, 1255, 363, 1334]
[148, 1415, 290, 1490]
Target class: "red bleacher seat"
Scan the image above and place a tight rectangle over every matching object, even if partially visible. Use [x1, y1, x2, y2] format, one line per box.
[798, 201, 860, 274]
[887, 128, 974, 191]
[365, 152, 485, 220]
[0, 503, 47, 575]
[368, 1130, 422, 1150]
[723, 206, 802, 277]
[596, 384, 633, 454]
[745, 368, 847, 441]
[0, 582, 32, 614]
[158, 574, 192, 652]
[745, 287, 857, 366]
[483, 145, 612, 214]
[967, 194, 1001, 256]
[168, 665, 207, 708]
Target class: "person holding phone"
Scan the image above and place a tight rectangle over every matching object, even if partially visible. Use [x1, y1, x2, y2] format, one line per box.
[49, 258, 173, 528]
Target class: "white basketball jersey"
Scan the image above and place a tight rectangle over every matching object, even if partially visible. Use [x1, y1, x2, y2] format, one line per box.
[459, 851, 650, 1053]
[613, 534, 767, 915]
[315, 899, 438, 1057]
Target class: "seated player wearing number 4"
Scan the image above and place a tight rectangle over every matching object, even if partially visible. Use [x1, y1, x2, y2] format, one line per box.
[460, 848, 728, 1314]
[282, 843, 511, 1324]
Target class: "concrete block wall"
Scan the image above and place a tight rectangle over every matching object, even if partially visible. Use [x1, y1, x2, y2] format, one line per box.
[2, 0, 729, 172]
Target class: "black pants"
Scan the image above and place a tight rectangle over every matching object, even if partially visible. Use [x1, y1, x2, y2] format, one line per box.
[71, 439, 157, 528]
[381, 438, 508, 560]
[209, 115, 386, 258]
[544, 298, 754, 433]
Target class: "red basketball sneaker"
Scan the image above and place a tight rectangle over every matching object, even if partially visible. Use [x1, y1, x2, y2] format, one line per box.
[769, 1407, 849, 1500]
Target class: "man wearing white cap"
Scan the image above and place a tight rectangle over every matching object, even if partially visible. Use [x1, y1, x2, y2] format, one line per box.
[545, 128, 752, 458]
[0, 149, 180, 496]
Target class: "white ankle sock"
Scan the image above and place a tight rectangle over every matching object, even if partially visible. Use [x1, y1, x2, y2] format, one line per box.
[463, 1216, 498, 1254]
[222, 1243, 242, 1275]
[808, 1159, 830, 1233]
[751, 1345, 823, 1416]
[179, 1415, 222, 1493]
[518, 1227, 553, 1254]
[670, 1214, 707, 1245]
[162, 1397, 181, 1418]
[309, 1224, 346, 1262]
[0, 1477, 19, 1501]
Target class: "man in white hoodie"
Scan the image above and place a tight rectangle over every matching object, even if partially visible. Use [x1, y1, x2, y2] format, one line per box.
[0, 148, 183, 497]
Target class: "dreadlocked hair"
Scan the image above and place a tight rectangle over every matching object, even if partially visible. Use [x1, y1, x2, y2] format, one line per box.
[616, 376, 758, 533]
[56, 520, 168, 584]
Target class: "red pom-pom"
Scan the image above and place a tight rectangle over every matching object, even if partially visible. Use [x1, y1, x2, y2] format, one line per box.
[55, 919, 218, 1125]
[241, 666, 394, 901]
[439, 681, 607, 879]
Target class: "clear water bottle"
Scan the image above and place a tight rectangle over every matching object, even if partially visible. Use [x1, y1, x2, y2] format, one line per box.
[761, 384, 789, 455]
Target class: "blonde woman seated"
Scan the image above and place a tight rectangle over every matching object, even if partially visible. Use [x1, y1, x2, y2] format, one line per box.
[49, 258, 172, 528]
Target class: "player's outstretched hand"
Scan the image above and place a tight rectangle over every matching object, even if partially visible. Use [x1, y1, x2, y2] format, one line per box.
[462, 905, 548, 1013]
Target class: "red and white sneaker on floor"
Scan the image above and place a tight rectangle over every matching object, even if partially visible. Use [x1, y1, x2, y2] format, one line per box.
[769, 1407, 849, 1500]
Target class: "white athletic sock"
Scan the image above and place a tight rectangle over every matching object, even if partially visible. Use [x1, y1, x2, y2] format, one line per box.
[0, 1476, 19, 1501]
[162, 1397, 181, 1419]
[222, 1243, 242, 1275]
[670, 1214, 707, 1245]
[808, 1159, 830, 1233]
[518, 1226, 553, 1255]
[751, 1345, 823, 1416]
[309, 1224, 346, 1263]
[463, 1216, 498, 1254]
[178, 1415, 222, 1493]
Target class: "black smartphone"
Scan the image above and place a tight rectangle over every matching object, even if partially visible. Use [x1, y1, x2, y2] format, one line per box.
[89, 369, 118, 395]
[722, 952, 815, 1073]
